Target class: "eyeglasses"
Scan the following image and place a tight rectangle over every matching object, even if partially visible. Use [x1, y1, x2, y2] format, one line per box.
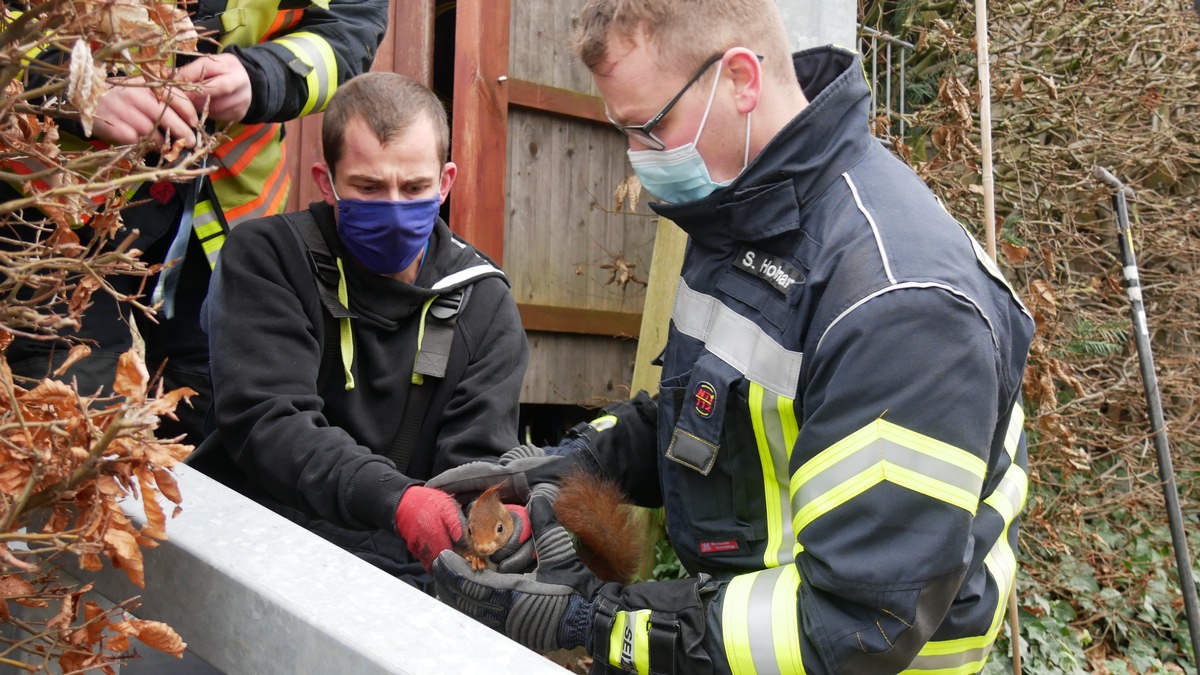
[605, 53, 725, 151]
[605, 53, 764, 151]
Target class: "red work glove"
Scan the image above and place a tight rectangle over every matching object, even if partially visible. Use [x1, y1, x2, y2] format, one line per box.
[395, 486, 468, 571]
[487, 503, 534, 573]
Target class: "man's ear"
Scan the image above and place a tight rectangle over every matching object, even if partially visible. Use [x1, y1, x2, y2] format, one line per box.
[438, 162, 458, 204]
[724, 48, 762, 115]
[311, 162, 336, 206]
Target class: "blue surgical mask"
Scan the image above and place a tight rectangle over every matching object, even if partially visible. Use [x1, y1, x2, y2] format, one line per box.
[332, 185, 439, 275]
[627, 61, 752, 204]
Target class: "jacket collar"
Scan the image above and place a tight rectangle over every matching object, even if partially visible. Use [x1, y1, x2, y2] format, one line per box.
[650, 46, 874, 248]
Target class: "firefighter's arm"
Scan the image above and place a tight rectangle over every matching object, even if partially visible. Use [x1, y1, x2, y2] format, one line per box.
[774, 285, 1006, 673]
[555, 392, 662, 508]
[223, 0, 389, 123]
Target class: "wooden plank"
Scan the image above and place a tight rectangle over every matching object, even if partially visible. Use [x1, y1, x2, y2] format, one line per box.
[503, 109, 654, 312]
[629, 218, 687, 396]
[520, 333, 637, 406]
[285, 2, 435, 213]
[518, 304, 641, 338]
[507, 78, 607, 126]
[450, 0, 511, 265]
[380, 1, 434, 85]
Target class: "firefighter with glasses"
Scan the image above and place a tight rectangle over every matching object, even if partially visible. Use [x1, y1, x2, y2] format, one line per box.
[430, 0, 1036, 673]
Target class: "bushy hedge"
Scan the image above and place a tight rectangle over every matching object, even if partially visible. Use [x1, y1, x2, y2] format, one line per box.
[862, 1, 1200, 672]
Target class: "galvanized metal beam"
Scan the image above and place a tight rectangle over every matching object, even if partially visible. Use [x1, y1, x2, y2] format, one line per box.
[71, 465, 567, 675]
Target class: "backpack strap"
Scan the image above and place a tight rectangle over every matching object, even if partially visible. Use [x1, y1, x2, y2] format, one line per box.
[383, 285, 471, 474]
[280, 210, 357, 391]
[280, 208, 476, 474]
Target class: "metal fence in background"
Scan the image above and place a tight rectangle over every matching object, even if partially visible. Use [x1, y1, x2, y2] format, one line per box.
[859, 25, 915, 141]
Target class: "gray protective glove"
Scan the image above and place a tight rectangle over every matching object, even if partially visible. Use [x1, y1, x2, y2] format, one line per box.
[432, 496, 605, 651]
[426, 443, 576, 505]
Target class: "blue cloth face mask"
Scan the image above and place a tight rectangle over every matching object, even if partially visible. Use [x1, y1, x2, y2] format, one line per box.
[626, 61, 751, 204]
[332, 185, 439, 275]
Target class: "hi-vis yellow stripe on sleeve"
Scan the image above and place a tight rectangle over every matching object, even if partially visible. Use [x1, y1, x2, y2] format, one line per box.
[607, 609, 651, 674]
[273, 31, 338, 114]
[791, 419, 987, 535]
[899, 402, 1028, 674]
[749, 383, 801, 568]
[722, 565, 805, 674]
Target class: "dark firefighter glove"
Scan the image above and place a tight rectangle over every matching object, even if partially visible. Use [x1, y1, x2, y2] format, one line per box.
[426, 392, 657, 505]
[434, 497, 720, 673]
[432, 495, 603, 651]
[425, 444, 578, 505]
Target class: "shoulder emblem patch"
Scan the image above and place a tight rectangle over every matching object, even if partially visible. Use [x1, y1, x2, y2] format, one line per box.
[693, 382, 717, 418]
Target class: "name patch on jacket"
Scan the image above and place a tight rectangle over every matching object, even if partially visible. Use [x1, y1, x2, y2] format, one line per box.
[736, 247, 802, 294]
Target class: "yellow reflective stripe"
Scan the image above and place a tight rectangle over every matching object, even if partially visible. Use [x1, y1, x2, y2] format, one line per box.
[1003, 402, 1024, 458]
[902, 633, 993, 674]
[273, 31, 337, 114]
[335, 258, 354, 390]
[902, 531, 1014, 673]
[607, 609, 651, 674]
[750, 383, 797, 568]
[190, 199, 225, 267]
[779, 397, 803, 557]
[983, 458, 1027, 528]
[588, 413, 619, 432]
[791, 420, 987, 535]
[722, 565, 805, 675]
[412, 296, 437, 385]
[200, 234, 224, 263]
[904, 403, 1028, 674]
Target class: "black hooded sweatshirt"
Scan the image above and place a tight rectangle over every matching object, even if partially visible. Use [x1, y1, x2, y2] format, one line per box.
[201, 201, 528, 539]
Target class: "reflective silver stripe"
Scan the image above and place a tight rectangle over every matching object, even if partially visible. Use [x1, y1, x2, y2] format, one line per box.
[274, 32, 333, 114]
[214, 123, 274, 173]
[792, 436, 986, 525]
[746, 567, 786, 674]
[1003, 403, 1024, 458]
[843, 172, 896, 284]
[432, 264, 501, 290]
[225, 192, 280, 230]
[906, 644, 990, 672]
[815, 281, 1000, 357]
[722, 565, 805, 675]
[984, 465, 1027, 525]
[752, 384, 798, 568]
[672, 279, 803, 399]
[791, 421, 987, 535]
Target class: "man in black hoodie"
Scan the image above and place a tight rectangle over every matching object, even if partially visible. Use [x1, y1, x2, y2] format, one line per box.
[199, 72, 530, 590]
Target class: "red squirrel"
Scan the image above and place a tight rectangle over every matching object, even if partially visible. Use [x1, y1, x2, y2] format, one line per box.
[462, 468, 647, 584]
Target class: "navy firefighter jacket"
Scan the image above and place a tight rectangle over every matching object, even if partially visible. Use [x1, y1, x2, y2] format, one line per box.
[613, 46, 1036, 673]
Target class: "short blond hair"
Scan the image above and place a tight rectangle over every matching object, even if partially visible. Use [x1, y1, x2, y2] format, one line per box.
[569, 0, 794, 85]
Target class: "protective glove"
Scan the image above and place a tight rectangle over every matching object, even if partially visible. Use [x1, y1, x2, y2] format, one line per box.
[478, 502, 536, 574]
[424, 444, 578, 505]
[432, 496, 606, 651]
[394, 485, 469, 571]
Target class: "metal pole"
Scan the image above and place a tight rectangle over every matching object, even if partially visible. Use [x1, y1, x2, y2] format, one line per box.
[1095, 166, 1200, 672]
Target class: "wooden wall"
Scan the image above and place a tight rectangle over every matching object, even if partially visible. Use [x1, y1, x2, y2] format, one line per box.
[505, 0, 657, 405]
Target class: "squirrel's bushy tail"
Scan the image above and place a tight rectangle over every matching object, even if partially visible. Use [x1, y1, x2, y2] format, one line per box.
[554, 468, 647, 585]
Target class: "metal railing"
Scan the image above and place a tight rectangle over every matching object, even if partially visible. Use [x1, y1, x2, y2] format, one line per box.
[859, 25, 915, 140]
